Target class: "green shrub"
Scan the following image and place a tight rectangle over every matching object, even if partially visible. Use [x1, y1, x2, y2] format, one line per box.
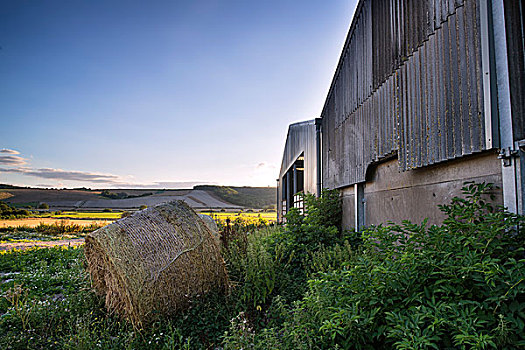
[239, 183, 525, 349]
[220, 189, 345, 331]
[263, 189, 345, 303]
[0, 202, 30, 219]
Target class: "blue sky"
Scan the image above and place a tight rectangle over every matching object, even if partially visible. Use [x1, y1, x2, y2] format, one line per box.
[0, 0, 357, 188]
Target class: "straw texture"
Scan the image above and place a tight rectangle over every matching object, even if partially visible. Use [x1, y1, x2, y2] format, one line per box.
[84, 200, 229, 326]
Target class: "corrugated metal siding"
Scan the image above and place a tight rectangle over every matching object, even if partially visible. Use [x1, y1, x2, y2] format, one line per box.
[278, 120, 318, 195]
[322, 0, 487, 189]
[398, 0, 485, 170]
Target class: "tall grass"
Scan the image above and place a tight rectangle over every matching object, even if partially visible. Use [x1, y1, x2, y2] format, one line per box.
[0, 221, 105, 236]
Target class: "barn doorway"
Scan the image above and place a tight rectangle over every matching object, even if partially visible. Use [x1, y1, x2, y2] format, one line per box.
[281, 154, 305, 219]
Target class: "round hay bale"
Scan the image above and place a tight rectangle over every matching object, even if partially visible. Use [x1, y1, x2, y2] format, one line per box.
[84, 200, 229, 326]
[198, 214, 219, 236]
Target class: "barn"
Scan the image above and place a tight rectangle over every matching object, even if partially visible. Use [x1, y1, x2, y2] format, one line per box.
[277, 0, 524, 228]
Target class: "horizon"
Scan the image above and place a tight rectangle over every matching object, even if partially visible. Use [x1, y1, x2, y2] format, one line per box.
[0, 1, 358, 189]
[0, 183, 276, 190]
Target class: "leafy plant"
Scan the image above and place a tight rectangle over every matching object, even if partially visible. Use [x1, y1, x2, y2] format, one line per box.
[238, 183, 525, 349]
[4, 283, 35, 331]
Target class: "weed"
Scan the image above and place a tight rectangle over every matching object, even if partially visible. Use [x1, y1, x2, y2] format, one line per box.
[4, 283, 34, 331]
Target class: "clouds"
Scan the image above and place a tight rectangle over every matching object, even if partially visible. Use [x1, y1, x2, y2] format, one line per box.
[0, 147, 125, 185]
[256, 162, 276, 170]
[0, 155, 27, 166]
[0, 167, 123, 184]
[0, 147, 273, 188]
[0, 148, 210, 188]
[0, 149, 27, 166]
[1, 149, 20, 155]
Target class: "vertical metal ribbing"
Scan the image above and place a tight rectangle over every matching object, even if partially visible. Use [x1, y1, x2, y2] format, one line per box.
[399, 63, 407, 170]
[430, 31, 439, 163]
[421, 41, 430, 166]
[457, 5, 471, 155]
[418, 48, 425, 168]
[408, 58, 415, 169]
[450, 12, 462, 158]
[320, 0, 490, 189]
[434, 0, 439, 29]
[443, 16, 451, 159]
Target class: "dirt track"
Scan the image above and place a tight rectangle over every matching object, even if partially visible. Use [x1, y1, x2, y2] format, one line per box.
[0, 238, 84, 251]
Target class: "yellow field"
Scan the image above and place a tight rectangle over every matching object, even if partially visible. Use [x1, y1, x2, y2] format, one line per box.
[1, 211, 276, 228]
[0, 218, 111, 228]
[49, 211, 123, 219]
[200, 211, 277, 224]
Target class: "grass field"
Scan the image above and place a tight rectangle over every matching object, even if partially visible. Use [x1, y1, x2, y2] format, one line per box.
[0, 246, 204, 348]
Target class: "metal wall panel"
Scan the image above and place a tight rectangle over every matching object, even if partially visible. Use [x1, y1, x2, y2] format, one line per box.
[321, 0, 487, 189]
[278, 120, 318, 196]
[277, 120, 320, 220]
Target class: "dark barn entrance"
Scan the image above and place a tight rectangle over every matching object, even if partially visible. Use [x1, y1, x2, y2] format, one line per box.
[281, 154, 304, 218]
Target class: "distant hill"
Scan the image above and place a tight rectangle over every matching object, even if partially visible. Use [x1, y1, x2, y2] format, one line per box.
[0, 184, 27, 189]
[194, 185, 276, 209]
[0, 185, 275, 210]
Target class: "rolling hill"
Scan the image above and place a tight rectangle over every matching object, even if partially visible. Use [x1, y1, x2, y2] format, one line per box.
[0, 185, 276, 210]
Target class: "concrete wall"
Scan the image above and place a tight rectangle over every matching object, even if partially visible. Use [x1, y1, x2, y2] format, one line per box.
[341, 151, 503, 229]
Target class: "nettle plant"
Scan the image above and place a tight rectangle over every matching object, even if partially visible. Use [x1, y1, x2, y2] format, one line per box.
[245, 183, 524, 350]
